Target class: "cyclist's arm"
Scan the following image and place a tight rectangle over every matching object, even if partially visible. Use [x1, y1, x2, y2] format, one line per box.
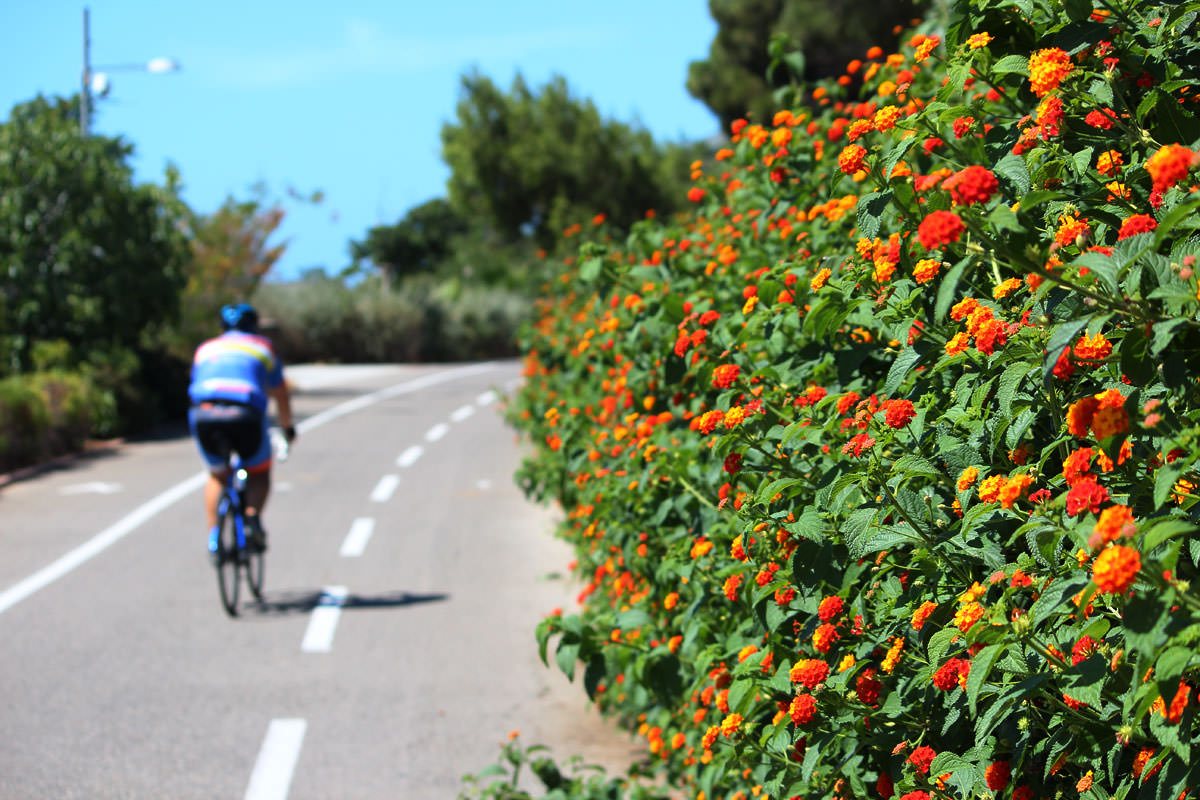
[269, 382, 294, 438]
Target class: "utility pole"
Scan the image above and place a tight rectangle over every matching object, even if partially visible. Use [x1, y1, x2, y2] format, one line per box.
[81, 7, 91, 136]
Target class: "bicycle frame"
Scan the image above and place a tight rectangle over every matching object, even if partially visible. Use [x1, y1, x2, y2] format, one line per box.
[218, 468, 250, 556]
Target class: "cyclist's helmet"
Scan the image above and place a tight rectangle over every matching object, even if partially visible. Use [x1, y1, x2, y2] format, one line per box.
[220, 302, 259, 333]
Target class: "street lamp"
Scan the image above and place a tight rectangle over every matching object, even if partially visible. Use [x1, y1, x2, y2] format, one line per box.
[80, 7, 180, 136]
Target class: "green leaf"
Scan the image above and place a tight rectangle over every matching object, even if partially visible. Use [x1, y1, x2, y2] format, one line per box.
[1072, 146, 1095, 179]
[1154, 646, 1196, 685]
[966, 643, 1006, 714]
[987, 203, 1022, 232]
[579, 257, 603, 282]
[994, 153, 1031, 196]
[884, 343, 927, 397]
[928, 627, 961, 665]
[555, 639, 580, 680]
[1029, 578, 1089, 628]
[992, 54, 1030, 76]
[1061, 656, 1107, 707]
[1154, 462, 1186, 508]
[929, 752, 983, 797]
[643, 652, 684, 704]
[1088, 79, 1114, 107]
[997, 362, 1033, 414]
[1122, 594, 1170, 659]
[583, 653, 606, 700]
[1142, 517, 1196, 553]
[892, 454, 942, 479]
[1151, 319, 1189, 357]
[856, 191, 893, 241]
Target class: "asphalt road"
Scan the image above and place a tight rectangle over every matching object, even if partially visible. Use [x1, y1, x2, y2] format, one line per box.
[0, 362, 638, 799]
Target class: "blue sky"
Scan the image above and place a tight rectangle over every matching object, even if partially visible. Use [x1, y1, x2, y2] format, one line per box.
[2, 1, 721, 280]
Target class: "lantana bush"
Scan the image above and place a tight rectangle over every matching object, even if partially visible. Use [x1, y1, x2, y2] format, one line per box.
[500, 2, 1200, 799]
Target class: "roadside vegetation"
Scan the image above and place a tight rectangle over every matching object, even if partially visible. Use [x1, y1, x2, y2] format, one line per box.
[494, 1, 1200, 798]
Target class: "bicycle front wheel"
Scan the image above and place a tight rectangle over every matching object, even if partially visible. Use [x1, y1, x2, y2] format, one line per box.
[215, 507, 241, 617]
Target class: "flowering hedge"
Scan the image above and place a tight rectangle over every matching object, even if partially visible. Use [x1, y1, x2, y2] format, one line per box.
[505, 2, 1200, 799]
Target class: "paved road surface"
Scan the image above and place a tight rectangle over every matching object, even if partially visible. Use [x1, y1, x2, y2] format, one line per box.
[0, 362, 638, 799]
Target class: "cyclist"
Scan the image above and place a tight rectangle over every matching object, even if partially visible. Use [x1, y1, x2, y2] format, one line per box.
[188, 302, 295, 560]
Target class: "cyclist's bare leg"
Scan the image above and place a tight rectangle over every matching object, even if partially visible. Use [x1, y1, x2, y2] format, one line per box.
[205, 468, 231, 529]
[243, 469, 271, 519]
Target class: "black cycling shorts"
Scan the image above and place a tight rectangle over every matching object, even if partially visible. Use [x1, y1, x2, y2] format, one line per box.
[189, 402, 269, 471]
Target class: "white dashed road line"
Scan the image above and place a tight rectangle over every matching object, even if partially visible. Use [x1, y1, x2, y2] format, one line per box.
[396, 445, 423, 468]
[339, 518, 375, 558]
[369, 474, 400, 503]
[476, 390, 497, 406]
[424, 422, 450, 442]
[244, 718, 307, 800]
[301, 586, 348, 653]
[449, 404, 475, 422]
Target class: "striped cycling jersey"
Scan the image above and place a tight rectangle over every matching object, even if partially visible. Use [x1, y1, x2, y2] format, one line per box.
[188, 331, 284, 413]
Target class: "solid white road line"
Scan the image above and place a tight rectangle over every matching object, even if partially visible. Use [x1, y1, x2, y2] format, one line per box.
[244, 718, 307, 800]
[339, 518, 375, 558]
[425, 422, 450, 442]
[0, 472, 208, 616]
[396, 445, 423, 468]
[0, 361, 501, 617]
[450, 404, 475, 422]
[301, 586, 349, 653]
[476, 389, 498, 406]
[369, 474, 400, 503]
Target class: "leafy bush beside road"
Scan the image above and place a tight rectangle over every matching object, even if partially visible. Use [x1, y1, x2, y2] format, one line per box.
[503, 2, 1200, 798]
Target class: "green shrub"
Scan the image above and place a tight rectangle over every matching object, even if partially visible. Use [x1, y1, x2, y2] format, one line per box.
[255, 274, 528, 364]
[28, 371, 95, 455]
[0, 376, 49, 471]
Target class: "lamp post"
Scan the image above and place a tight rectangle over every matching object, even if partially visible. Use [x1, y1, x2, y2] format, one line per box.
[81, 7, 180, 136]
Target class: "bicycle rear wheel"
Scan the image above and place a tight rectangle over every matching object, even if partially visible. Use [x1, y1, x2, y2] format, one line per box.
[215, 507, 241, 617]
[245, 541, 264, 601]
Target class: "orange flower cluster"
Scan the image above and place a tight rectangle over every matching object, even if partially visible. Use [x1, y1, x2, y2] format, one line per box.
[1146, 144, 1198, 192]
[1091, 544, 1141, 594]
[1028, 47, 1073, 96]
[1067, 389, 1129, 440]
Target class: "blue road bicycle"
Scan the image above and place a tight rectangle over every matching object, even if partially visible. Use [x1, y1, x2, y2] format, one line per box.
[212, 426, 289, 616]
[212, 464, 264, 617]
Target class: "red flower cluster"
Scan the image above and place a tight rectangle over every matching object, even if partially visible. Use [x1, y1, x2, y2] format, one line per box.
[944, 165, 999, 205]
[1065, 478, 1108, 516]
[789, 692, 817, 724]
[907, 745, 936, 774]
[818, 595, 845, 621]
[790, 658, 830, 689]
[1118, 213, 1158, 240]
[883, 399, 916, 429]
[712, 363, 740, 388]
[932, 656, 970, 690]
[917, 210, 966, 249]
[856, 668, 882, 705]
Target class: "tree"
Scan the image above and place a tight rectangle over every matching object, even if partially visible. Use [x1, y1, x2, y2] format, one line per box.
[349, 197, 469, 287]
[165, 184, 290, 355]
[687, 0, 920, 132]
[440, 71, 700, 252]
[0, 95, 189, 374]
